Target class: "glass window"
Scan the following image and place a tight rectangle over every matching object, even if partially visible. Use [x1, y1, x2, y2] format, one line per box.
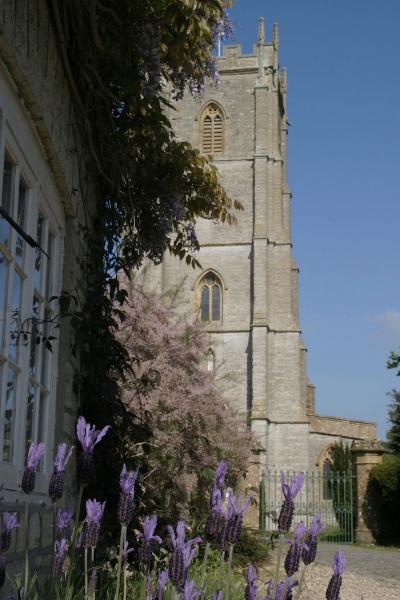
[0, 252, 8, 347]
[16, 177, 27, 264]
[25, 383, 36, 457]
[9, 271, 22, 363]
[199, 272, 222, 322]
[45, 231, 54, 300]
[34, 213, 44, 291]
[3, 368, 16, 462]
[0, 152, 14, 246]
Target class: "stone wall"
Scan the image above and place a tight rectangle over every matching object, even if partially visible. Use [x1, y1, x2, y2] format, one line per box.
[0, 0, 95, 570]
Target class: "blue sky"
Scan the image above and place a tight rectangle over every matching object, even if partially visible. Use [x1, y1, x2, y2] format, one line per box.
[227, 1, 400, 439]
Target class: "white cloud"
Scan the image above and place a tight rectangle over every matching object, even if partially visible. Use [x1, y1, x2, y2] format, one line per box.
[370, 309, 400, 334]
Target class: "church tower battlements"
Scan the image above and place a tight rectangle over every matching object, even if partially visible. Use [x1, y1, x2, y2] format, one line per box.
[142, 20, 376, 472]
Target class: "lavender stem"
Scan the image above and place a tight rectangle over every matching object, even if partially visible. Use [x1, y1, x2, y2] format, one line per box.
[296, 564, 306, 598]
[24, 499, 29, 595]
[201, 542, 210, 588]
[274, 533, 284, 599]
[114, 524, 126, 600]
[85, 548, 89, 599]
[66, 484, 84, 592]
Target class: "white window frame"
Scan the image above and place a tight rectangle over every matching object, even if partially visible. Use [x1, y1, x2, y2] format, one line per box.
[0, 64, 65, 499]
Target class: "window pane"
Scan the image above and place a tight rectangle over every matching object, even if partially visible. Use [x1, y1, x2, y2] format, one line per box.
[200, 286, 209, 321]
[9, 271, 22, 362]
[211, 285, 221, 321]
[29, 296, 40, 378]
[25, 383, 36, 457]
[3, 368, 16, 462]
[16, 178, 27, 265]
[40, 309, 51, 386]
[0, 252, 9, 347]
[37, 392, 46, 444]
[45, 231, 54, 300]
[0, 153, 13, 246]
[34, 213, 44, 291]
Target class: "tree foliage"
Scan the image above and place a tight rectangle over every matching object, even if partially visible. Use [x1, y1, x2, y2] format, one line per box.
[118, 284, 253, 521]
[368, 454, 400, 544]
[386, 389, 400, 455]
[44, 0, 243, 515]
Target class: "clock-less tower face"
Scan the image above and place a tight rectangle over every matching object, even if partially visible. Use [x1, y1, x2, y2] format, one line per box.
[141, 24, 376, 473]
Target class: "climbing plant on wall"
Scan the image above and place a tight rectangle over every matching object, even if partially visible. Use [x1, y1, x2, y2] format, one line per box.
[45, 0, 241, 517]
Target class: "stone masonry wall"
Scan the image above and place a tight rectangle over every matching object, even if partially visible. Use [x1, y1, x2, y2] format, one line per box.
[0, 0, 95, 568]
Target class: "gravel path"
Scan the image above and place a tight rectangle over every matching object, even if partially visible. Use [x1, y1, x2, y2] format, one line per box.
[264, 542, 400, 599]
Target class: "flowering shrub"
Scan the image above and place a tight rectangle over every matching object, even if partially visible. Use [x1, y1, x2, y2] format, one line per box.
[117, 285, 254, 519]
[0, 420, 364, 599]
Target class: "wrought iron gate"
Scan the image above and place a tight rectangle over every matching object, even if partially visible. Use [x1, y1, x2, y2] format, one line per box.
[259, 470, 356, 543]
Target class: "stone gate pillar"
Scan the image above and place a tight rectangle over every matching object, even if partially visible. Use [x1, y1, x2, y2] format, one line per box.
[351, 439, 385, 543]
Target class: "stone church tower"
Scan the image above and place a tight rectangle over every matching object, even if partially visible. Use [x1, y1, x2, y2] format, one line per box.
[142, 19, 375, 472]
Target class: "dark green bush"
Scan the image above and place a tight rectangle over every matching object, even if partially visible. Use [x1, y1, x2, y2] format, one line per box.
[368, 454, 400, 544]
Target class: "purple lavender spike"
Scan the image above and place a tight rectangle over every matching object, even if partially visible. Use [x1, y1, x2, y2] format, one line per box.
[118, 464, 139, 525]
[277, 472, 304, 532]
[49, 443, 74, 502]
[1, 512, 20, 552]
[21, 442, 45, 494]
[137, 515, 162, 565]
[76, 417, 110, 485]
[81, 499, 106, 549]
[326, 551, 346, 600]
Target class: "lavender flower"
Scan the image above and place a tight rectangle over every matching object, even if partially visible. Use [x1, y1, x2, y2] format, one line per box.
[48, 443, 74, 502]
[118, 464, 139, 525]
[1, 512, 19, 552]
[220, 494, 250, 550]
[167, 521, 201, 590]
[53, 538, 69, 577]
[0, 553, 5, 589]
[81, 499, 106, 549]
[244, 565, 258, 600]
[213, 461, 228, 490]
[275, 578, 298, 600]
[261, 579, 274, 600]
[137, 515, 162, 566]
[302, 513, 326, 565]
[154, 570, 169, 600]
[21, 442, 45, 494]
[122, 540, 134, 566]
[277, 472, 304, 532]
[182, 580, 202, 600]
[284, 522, 307, 577]
[88, 568, 97, 597]
[205, 487, 224, 543]
[326, 551, 346, 600]
[56, 507, 74, 541]
[76, 417, 110, 485]
[211, 593, 223, 600]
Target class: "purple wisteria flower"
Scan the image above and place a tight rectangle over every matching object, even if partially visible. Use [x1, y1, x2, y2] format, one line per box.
[48, 443, 74, 502]
[118, 464, 139, 525]
[137, 515, 162, 566]
[21, 442, 45, 494]
[53, 538, 69, 577]
[76, 417, 110, 485]
[277, 472, 304, 532]
[167, 521, 201, 590]
[56, 507, 74, 541]
[182, 579, 203, 600]
[220, 494, 251, 550]
[153, 570, 169, 600]
[1, 512, 19, 552]
[302, 513, 326, 566]
[81, 499, 106, 549]
[284, 522, 307, 577]
[213, 11, 235, 44]
[244, 565, 258, 600]
[326, 550, 346, 600]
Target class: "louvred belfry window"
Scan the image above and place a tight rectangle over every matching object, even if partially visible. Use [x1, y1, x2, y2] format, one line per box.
[201, 104, 224, 155]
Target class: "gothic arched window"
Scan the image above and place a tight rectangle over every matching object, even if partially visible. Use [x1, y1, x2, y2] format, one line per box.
[201, 103, 225, 155]
[199, 272, 222, 323]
